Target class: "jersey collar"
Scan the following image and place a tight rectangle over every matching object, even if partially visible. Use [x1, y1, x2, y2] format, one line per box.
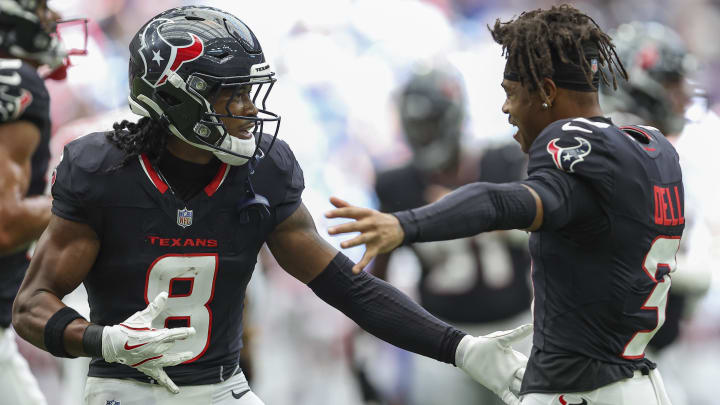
[138, 154, 230, 197]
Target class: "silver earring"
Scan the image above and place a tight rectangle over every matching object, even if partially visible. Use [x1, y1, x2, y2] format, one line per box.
[542, 102, 550, 109]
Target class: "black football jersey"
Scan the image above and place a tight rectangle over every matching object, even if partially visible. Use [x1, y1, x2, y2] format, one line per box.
[51, 132, 304, 385]
[0, 59, 51, 327]
[375, 144, 532, 324]
[520, 117, 684, 394]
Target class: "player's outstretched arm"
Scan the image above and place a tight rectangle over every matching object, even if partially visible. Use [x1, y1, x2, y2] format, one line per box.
[267, 203, 531, 405]
[326, 182, 543, 272]
[12, 215, 194, 394]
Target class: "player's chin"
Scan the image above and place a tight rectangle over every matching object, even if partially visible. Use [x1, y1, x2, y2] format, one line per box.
[512, 129, 528, 152]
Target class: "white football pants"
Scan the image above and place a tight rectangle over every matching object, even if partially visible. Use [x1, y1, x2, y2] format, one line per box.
[84, 371, 264, 405]
[0, 327, 48, 405]
[521, 369, 672, 405]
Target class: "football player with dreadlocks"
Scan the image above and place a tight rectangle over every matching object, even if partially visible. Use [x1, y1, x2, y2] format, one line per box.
[327, 5, 681, 405]
[0, 1, 81, 404]
[12, 6, 532, 405]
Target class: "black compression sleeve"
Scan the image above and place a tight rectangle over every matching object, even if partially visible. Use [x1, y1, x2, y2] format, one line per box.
[393, 182, 535, 244]
[308, 253, 466, 365]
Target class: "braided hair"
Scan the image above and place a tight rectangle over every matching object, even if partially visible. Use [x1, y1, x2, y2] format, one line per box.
[490, 4, 627, 103]
[106, 117, 169, 169]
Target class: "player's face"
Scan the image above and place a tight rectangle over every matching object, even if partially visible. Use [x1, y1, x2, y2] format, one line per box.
[212, 86, 258, 140]
[501, 79, 546, 153]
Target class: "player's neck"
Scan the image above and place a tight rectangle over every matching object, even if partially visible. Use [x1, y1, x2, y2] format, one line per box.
[166, 137, 214, 165]
[551, 90, 605, 121]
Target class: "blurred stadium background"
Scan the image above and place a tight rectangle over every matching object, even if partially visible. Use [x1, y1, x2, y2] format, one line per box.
[17, 0, 720, 404]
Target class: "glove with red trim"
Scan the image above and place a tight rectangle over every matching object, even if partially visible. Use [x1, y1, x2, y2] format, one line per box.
[101, 292, 195, 394]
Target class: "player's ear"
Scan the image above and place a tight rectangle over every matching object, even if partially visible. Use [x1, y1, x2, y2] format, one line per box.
[540, 78, 557, 107]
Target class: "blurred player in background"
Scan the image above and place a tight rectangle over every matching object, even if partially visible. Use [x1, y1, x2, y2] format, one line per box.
[328, 5, 683, 404]
[600, 21, 712, 405]
[0, 0, 78, 403]
[369, 65, 532, 405]
[13, 6, 531, 405]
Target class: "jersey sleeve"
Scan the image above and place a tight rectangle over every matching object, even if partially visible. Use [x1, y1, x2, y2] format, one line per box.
[0, 61, 49, 128]
[524, 167, 610, 240]
[51, 143, 102, 233]
[253, 137, 305, 226]
[527, 118, 616, 198]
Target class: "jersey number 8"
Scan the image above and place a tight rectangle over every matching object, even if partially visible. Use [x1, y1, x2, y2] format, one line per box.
[145, 253, 218, 363]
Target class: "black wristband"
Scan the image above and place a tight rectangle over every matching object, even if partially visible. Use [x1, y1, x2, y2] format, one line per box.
[43, 306, 84, 358]
[82, 324, 104, 358]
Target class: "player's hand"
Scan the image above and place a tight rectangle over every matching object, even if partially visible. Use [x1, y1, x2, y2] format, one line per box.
[101, 292, 195, 394]
[456, 324, 532, 405]
[326, 196, 404, 273]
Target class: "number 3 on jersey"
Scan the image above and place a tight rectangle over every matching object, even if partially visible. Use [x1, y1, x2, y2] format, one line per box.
[622, 236, 681, 359]
[145, 253, 218, 363]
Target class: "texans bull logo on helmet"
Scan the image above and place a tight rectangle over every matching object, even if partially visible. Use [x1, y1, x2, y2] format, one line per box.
[546, 137, 592, 173]
[138, 18, 205, 88]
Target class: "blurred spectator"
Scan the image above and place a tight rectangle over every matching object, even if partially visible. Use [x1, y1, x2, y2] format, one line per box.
[364, 64, 531, 405]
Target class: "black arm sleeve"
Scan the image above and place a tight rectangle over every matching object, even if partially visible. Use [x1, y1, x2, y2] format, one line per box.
[308, 253, 466, 365]
[523, 168, 609, 235]
[393, 182, 536, 244]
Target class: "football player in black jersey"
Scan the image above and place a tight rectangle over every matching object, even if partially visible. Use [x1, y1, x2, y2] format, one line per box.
[371, 66, 532, 405]
[327, 5, 681, 405]
[12, 6, 531, 405]
[0, 1, 72, 404]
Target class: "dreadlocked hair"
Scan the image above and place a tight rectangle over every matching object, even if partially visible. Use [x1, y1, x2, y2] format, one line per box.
[489, 4, 627, 103]
[106, 117, 169, 170]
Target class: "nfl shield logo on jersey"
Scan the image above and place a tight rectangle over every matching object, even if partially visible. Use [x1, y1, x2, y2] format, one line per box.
[177, 207, 193, 228]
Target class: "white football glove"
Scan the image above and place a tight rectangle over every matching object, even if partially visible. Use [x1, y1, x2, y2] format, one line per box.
[102, 292, 196, 394]
[455, 323, 532, 405]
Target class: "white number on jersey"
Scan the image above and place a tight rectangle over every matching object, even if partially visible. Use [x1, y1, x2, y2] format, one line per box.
[622, 236, 681, 359]
[145, 254, 218, 363]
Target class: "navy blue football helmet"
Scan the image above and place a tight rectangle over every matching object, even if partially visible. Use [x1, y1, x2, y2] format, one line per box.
[128, 6, 280, 166]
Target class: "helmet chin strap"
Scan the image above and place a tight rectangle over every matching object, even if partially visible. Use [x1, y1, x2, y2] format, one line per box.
[212, 134, 256, 166]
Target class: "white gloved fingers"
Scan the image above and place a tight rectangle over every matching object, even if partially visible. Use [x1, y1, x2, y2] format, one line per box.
[510, 366, 525, 394]
[139, 292, 169, 321]
[156, 351, 194, 368]
[495, 324, 533, 346]
[158, 326, 196, 343]
[500, 389, 522, 405]
[138, 365, 180, 394]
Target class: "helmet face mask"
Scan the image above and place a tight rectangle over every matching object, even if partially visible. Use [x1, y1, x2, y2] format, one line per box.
[128, 6, 280, 166]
